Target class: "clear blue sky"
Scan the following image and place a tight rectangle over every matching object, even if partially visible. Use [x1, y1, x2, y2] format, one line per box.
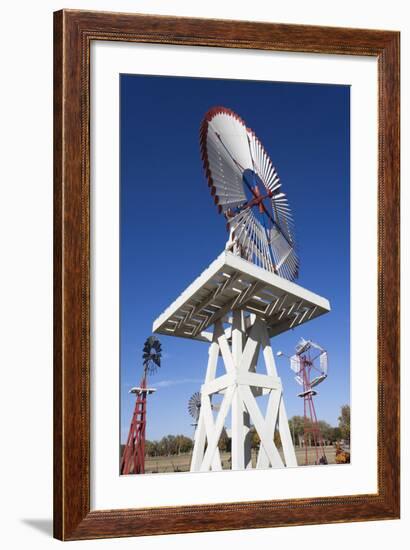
[120, 74, 350, 443]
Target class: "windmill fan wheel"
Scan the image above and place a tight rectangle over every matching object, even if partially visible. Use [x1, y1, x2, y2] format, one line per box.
[200, 106, 299, 280]
[142, 335, 162, 374]
[188, 392, 202, 421]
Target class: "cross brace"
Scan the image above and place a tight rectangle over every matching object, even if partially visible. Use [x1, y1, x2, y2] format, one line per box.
[190, 312, 297, 472]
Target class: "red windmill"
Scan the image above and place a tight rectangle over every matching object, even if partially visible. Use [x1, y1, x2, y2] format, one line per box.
[120, 336, 162, 475]
[278, 338, 328, 465]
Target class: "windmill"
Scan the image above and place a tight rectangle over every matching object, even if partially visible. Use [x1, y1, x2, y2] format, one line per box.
[278, 338, 329, 465]
[153, 107, 331, 472]
[188, 391, 221, 430]
[188, 392, 202, 428]
[200, 106, 298, 280]
[120, 336, 162, 475]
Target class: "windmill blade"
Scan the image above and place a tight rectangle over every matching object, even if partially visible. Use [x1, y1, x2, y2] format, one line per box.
[188, 391, 220, 424]
[230, 210, 275, 271]
[319, 351, 328, 374]
[309, 340, 325, 353]
[269, 225, 298, 280]
[294, 375, 304, 386]
[297, 339, 328, 375]
[291, 339, 328, 383]
[200, 106, 298, 280]
[248, 127, 297, 273]
[200, 107, 250, 213]
[290, 354, 301, 374]
[295, 338, 311, 355]
[310, 373, 327, 388]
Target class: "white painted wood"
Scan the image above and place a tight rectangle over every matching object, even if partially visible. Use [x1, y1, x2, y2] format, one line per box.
[278, 396, 298, 467]
[190, 412, 207, 472]
[256, 389, 282, 469]
[231, 389, 245, 470]
[232, 310, 243, 363]
[201, 392, 223, 471]
[231, 310, 246, 470]
[202, 373, 234, 396]
[243, 311, 254, 469]
[239, 385, 284, 468]
[153, 251, 330, 341]
[237, 371, 282, 390]
[238, 320, 260, 373]
[204, 330, 220, 383]
[201, 325, 232, 343]
[191, 322, 224, 472]
[217, 330, 236, 374]
[237, 311, 252, 469]
[259, 321, 279, 377]
[200, 385, 235, 471]
[189, 305, 298, 472]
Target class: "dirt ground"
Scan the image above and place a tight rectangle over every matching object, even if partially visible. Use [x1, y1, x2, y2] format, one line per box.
[144, 445, 338, 474]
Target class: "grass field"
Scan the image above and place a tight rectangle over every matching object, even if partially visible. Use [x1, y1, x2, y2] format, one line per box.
[142, 446, 338, 474]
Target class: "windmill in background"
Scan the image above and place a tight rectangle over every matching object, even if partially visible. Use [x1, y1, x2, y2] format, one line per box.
[188, 391, 202, 431]
[278, 338, 329, 465]
[121, 336, 162, 474]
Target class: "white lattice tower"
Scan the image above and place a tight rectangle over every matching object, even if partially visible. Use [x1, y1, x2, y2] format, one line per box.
[153, 252, 331, 472]
[191, 311, 297, 471]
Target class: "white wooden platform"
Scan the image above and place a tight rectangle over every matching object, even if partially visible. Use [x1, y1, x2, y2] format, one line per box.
[129, 387, 156, 395]
[153, 251, 330, 341]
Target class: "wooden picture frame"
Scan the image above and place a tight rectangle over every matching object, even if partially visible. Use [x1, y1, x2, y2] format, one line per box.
[54, 9, 400, 541]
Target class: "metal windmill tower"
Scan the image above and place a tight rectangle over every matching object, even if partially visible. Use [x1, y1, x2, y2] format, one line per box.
[280, 338, 329, 465]
[120, 336, 162, 475]
[153, 107, 331, 472]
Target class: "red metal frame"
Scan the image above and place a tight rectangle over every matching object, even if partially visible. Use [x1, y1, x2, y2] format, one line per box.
[120, 376, 148, 475]
[299, 354, 327, 465]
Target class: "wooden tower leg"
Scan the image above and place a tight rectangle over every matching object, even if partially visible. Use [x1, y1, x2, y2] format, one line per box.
[231, 310, 246, 470]
[190, 313, 297, 472]
[190, 323, 222, 472]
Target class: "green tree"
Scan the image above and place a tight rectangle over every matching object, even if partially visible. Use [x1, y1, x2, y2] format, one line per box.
[145, 435, 194, 456]
[288, 416, 343, 445]
[317, 420, 333, 442]
[331, 426, 342, 442]
[145, 440, 154, 456]
[338, 404, 350, 443]
[288, 415, 306, 444]
[218, 428, 231, 452]
[273, 429, 282, 449]
[177, 435, 194, 454]
[251, 427, 260, 450]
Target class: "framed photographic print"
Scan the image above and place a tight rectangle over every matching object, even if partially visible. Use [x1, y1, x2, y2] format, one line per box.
[54, 9, 400, 541]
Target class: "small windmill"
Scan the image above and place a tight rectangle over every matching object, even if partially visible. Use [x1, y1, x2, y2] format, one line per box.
[120, 336, 162, 475]
[188, 391, 221, 429]
[188, 391, 226, 465]
[188, 392, 202, 428]
[278, 338, 328, 465]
